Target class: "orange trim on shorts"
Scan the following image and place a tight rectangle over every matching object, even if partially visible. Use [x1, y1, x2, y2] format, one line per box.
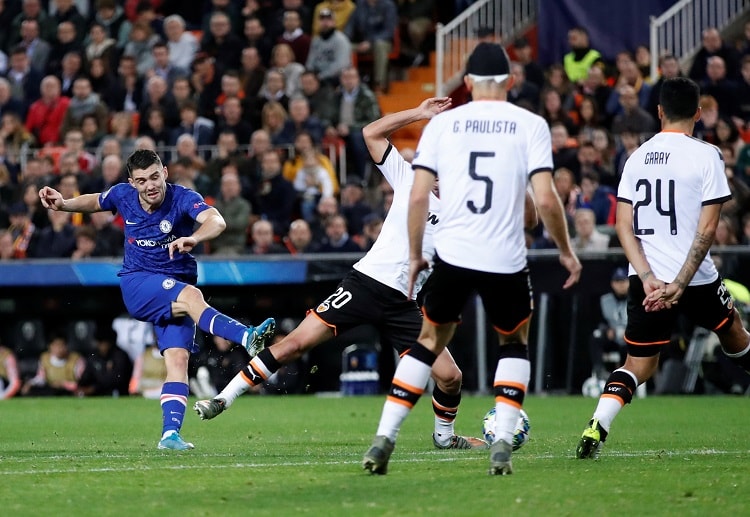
[392, 378, 425, 396]
[421, 307, 461, 326]
[399, 348, 410, 358]
[308, 309, 338, 336]
[494, 396, 523, 409]
[494, 315, 531, 335]
[713, 316, 730, 331]
[386, 395, 415, 409]
[493, 380, 527, 392]
[601, 394, 625, 405]
[624, 336, 671, 346]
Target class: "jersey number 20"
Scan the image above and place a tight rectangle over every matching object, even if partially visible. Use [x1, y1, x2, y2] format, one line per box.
[633, 178, 677, 236]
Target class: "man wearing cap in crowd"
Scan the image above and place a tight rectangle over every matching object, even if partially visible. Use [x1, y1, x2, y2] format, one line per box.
[306, 7, 352, 87]
[588, 266, 630, 380]
[363, 41, 580, 476]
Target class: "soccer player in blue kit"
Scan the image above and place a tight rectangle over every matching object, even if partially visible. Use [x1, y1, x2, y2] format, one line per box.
[39, 149, 276, 451]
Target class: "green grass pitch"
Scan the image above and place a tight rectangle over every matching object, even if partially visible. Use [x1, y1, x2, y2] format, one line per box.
[1, 395, 749, 516]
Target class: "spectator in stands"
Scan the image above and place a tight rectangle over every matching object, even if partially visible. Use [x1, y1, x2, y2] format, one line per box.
[553, 167, 579, 219]
[715, 116, 744, 158]
[92, 0, 131, 49]
[86, 153, 125, 195]
[139, 75, 180, 132]
[61, 77, 110, 140]
[88, 209, 124, 257]
[10, 0, 55, 50]
[215, 71, 250, 115]
[317, 213, 362, 253]
[146, 41, 189, 92]
[0, 164, 15, 211]
[249, 218, 287, 254]
[21, 331, 85, 396]
[700, 56, 739, 118]
[21, 180, 50, 231]
[610, 84, 657, 136]
[87, 56, 118, 106]
[0, 111, 35, 164]
[398, 0, 434, 67]
[171, 100, 215, 149]
[310, 194, 339, 243]
[571, 207, 610, 251]
[109, 55, 144, 112]
[346, 0, 397, 94]
[571, 140, 611, 186]
[211, 171, 252, 256]
[737, 56, 750, 126]
[62, 128, 97, 175]
[261, 99, 290, 145]
[271, 43, 305, 97]
[77, 326, 133, 397]
[576, 170, 616, 226]
[339, 174, 372, 236]
[540, 87, 576, 135]
[255, 149, 297, 236]
[327, 66, 380, 177]
[278, 9, 311, 65]
[693, 94, 719, 143]
[0, 342, 21, 399]
[359, 211, 383, 250]
[31, 209, 76, 258]
[25, 75, 69, 146]
[129, 341, 166, 399]
[512, 37, 544, 89]
[313, 0, 356, 36]
[282, 218, 316, 254]
[0, 229, 15, 259]
[5, 46, 42, 108]
[52, 0, 87, 45]
[57, 51, 85, 98]
[507, 61, 540, 110]
[300, 70, 337, 127]
[20, 18, 51, 75]
[204, 130, 254, 196]
[588, 267, 629, 380]
[277, 96, 324, 145]
[577, 66, 611, 123]
[306, 8, 352, 87]
[164, 14, 198, 71]
[106, 114, 135, 158]
[292, 150, 336, 222]
[201, 11, 243, 72]
[646, 54, 682, 120]
[689, 27, 740, 82]
[0, 78, 25, 121]
[243, 16, 274, 68]
[282, 130, 339, 195]
[123, 21, 160, 78]
[253, 70, 290, 130]
[606, 59, 652, 119]
[247, 128, 273, 183]
[590, 127, 615, 176]
[7, 202, 36, 258]
[85, 23, 117, 72]
[575, 95, 603, 143]
[20, 157, 52, 189]
[202, 0, 243, 36]
[171, 76, 196, 108]
[563, 26, 602, 85]
[46, 21, 83, 78]
[615, 128, 641, 177]
[633, 44, 653, 84]
[70, 224, 98, 259]
[215, 95, 254, 146]
[240, 46, 267, 99]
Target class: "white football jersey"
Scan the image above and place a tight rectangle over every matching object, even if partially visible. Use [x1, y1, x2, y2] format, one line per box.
[618, 131, 731, 285]
[412, 100, 552, 273]
[353, 144, 439, 298]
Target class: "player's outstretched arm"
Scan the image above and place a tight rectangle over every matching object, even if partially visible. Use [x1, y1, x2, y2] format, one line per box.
[39, 186, 102, 212]
[530, 171, 581, 288]
[362, 97, 452, 163]
[168, 207, 227, 259]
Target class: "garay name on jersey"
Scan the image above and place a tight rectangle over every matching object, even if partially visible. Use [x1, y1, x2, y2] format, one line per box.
[643, 151, 670, 165]
[452, 120, 517, 134]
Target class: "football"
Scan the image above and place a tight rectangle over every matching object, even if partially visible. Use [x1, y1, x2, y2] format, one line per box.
[581, 375, 606, 398]
[482, 407, 531, 451]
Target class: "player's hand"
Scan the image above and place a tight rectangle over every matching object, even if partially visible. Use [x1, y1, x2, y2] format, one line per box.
[418, 97, 452, 119]
[644, 281, 681, 312]
[559, 251, 582, 289]
[642, 276, 668, 312]
[168, 237, 198, 259]
[39, 186, 64, 210]
[407, 257, 430, 300]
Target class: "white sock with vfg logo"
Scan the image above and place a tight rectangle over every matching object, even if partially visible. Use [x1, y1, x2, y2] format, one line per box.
[493, 357, 530, 445]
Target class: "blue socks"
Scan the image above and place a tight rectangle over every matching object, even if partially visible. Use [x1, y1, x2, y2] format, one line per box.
[161, 381, 189, 436]
[197, 307, 248, 345]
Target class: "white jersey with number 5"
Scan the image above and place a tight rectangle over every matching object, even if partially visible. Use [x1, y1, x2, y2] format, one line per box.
[618, 131, 731, 285]
[353, 143, 439, 298]
[412, 100, 552, 273]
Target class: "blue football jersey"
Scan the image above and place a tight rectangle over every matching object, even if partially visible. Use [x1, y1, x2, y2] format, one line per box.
[99, 183, 211, 278]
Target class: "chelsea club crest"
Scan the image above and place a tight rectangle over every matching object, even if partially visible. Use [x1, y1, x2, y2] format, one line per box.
[162, 278, 176, 290]
[159, 220, 173, 233]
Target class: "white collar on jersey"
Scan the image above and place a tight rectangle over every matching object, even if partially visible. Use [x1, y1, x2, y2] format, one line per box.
[468, 73, 509, 84]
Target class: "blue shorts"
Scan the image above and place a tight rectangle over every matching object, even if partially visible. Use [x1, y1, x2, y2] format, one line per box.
[120, 272, 199, 354]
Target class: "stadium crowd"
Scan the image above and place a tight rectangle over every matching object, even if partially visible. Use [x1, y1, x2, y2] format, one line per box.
[2, 0, 750, 397]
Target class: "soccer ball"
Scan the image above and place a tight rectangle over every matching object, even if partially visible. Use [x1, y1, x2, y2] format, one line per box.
[481, 407, 531, 451]
[581, 375, 606, 398]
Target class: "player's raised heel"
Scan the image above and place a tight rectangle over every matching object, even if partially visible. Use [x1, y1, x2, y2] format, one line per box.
[362, 435, 395, 475]
[576, 418, 605, 459]
[433, 434, 488, 450]
[488, 439, 513, 475]
[243, 318, 276, 357]
[194, 398, 226, 420]
[157, 431, 195, 451]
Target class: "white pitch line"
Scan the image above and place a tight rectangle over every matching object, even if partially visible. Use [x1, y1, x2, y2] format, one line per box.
[0, 448, 744, 476]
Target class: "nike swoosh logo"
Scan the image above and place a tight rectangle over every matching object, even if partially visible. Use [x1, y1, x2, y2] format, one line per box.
[125, 220, 137, 225]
